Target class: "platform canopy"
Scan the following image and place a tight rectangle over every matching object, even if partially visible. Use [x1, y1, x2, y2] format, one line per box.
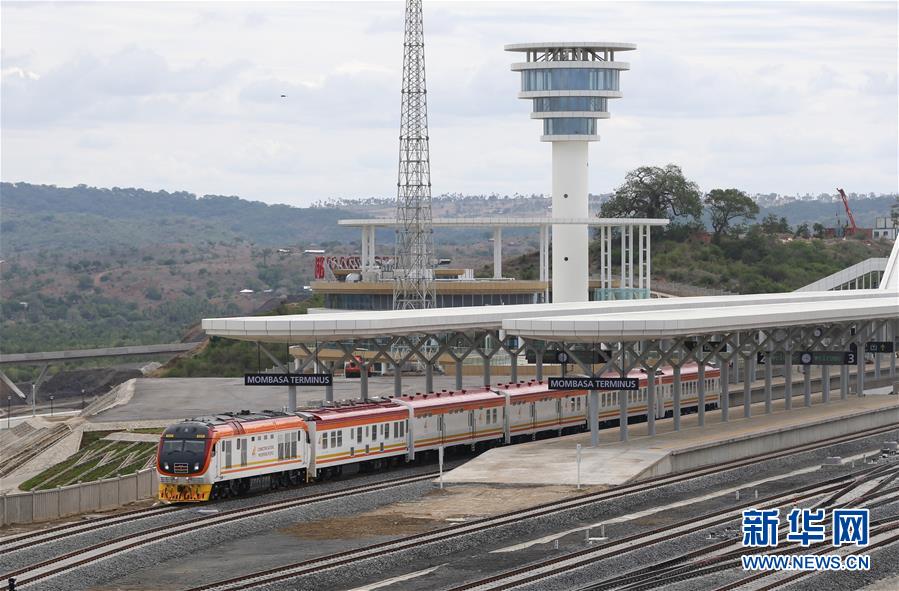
[502, 293, 899, 342]
[201, 290, 892, 343]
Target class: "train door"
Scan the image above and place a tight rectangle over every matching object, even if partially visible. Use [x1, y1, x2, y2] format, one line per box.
[224, 440, 232, 469]
[240, 438, 247, 467]
[438, 415, 446, 445]
[468, 410, 476, 441]
[529, 402, 536, 433]
[555, 398, 563, 427]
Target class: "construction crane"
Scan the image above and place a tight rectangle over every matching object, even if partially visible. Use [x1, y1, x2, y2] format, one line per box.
[836, 188, 858, 236]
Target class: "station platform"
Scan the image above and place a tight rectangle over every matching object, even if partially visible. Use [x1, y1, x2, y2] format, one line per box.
[443, 386, 899, 487]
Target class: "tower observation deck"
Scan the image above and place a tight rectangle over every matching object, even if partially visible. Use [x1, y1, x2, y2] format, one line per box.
[506, 42, 636, 302]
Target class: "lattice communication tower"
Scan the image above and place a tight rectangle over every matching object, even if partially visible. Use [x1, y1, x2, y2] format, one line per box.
[393, 0, 436, 310]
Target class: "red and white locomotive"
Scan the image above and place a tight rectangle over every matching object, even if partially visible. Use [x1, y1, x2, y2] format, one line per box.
[157, 363, 720, 501]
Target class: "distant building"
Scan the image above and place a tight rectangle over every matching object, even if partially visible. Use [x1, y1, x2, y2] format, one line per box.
[873, 216, 898, 240]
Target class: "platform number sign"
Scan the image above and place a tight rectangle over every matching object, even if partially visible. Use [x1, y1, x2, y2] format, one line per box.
[864, 341, 895, 354]
[758, 351, 857, 365]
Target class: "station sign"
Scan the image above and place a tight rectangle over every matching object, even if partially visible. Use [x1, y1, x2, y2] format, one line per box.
[244, 373, 333, 386]
[864, 341, 895, 354]
[548, 377, 640, 391]
[757, 351, 856, 365]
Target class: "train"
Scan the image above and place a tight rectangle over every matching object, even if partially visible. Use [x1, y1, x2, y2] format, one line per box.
[156, 363, 720, 502]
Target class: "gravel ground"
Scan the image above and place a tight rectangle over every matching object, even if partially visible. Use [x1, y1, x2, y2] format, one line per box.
[14, 433, 898, 591]
[210, 438, 899, 591]
[0, 458, 462, 581]
[643, 499, 899, 591]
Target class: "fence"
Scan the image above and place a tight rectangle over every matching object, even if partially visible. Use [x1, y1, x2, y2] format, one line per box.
[1, 468, 158, 526]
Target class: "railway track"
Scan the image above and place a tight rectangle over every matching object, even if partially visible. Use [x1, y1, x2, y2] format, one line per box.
[175, 423, 899, 591]
[0, 505, 178, 554]
[718, 524, 899, 591]
[445, 463, 899, 591]
[569, 476, 899, 591]
[1, 471, 437, 588]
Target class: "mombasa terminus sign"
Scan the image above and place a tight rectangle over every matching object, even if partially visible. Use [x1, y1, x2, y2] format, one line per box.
[548, 376, 640, 391]
[244, 373, 333, 386]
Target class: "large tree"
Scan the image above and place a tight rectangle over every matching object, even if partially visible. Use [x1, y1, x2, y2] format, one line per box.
[704, 188, 759, 240]
[600, 164, 703, 223]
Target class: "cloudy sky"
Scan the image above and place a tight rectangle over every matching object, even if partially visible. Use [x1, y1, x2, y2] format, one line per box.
[2, 1, 896, 206]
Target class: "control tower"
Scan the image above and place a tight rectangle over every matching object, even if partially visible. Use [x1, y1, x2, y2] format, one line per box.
[506, 42, 636, 303]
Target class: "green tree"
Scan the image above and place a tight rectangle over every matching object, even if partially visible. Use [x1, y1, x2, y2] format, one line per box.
[600, 164, 703, 225]
[812, 222, 825, 239]
[760, 214, 791, 235]
[704, 188, 759, 241]
[794, 223, 811, 239]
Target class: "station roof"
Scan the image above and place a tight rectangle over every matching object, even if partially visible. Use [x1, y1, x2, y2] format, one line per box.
[337, 217, 670, 229]
[503, 293, 898, 342]
[200, 290, 891, 343]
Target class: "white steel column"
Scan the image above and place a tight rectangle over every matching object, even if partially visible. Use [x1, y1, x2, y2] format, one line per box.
[672, 363, 682, 431]
[646, 225, 651, 294]
[628, 224, 634, 290]
[638, 225, 644, 290]
[551, 141, 589, 302]
[620, 226, 626, 291]
[368, 225, 376, 269]
[539, 225, 546, 282]
[361, 226, 369, 271]
[493, 227, 503, 279]
[599, 227, 606, 290]
[606, 227, 612, 293]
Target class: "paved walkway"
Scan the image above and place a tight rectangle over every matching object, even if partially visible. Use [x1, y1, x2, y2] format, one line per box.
[444, 388, 899, 487]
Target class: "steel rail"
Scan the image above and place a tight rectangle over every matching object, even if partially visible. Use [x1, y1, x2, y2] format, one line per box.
[444, 466, 899, 591]
[182, 424, 899, 591]
[3, 471, 437, 587]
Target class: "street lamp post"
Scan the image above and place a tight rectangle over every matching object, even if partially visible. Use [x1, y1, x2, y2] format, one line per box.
[81, 389, 86, 411]
[49, 395, 54, 417]
[7, 395, 11, 429]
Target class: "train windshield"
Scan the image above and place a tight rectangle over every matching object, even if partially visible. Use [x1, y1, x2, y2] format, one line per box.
[161, 440, 207, 456]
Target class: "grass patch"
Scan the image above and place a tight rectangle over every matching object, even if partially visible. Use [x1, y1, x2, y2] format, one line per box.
[19, 437, 158, 491]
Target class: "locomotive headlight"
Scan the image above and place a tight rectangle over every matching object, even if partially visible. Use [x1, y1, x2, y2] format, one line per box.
[193, 463, 200, 471]
[163, 463, 170, 471]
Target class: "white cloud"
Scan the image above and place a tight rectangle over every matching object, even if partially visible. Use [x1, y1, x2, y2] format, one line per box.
[0, 1, 895, 205]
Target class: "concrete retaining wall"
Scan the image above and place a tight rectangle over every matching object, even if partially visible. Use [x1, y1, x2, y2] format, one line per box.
[639, 403, 899, 479]
[0, 468, 158, 526]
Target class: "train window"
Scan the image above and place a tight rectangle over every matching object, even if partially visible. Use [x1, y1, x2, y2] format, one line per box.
[577, 397, 582, 411]
[372, 425, 377, 441]
[357, 427, 362, 443]
[236, 439, 241, 450]
[322, 434, 328, 449]
[337, 430, 343, 447]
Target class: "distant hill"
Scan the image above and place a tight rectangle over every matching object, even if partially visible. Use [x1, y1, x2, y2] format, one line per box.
[0, 182, 362, 255]
[758, 196, 896, 230]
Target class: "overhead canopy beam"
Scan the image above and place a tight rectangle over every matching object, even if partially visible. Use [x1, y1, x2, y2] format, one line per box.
[201, 290, 889, 343]
[503, 296, 898, 342]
